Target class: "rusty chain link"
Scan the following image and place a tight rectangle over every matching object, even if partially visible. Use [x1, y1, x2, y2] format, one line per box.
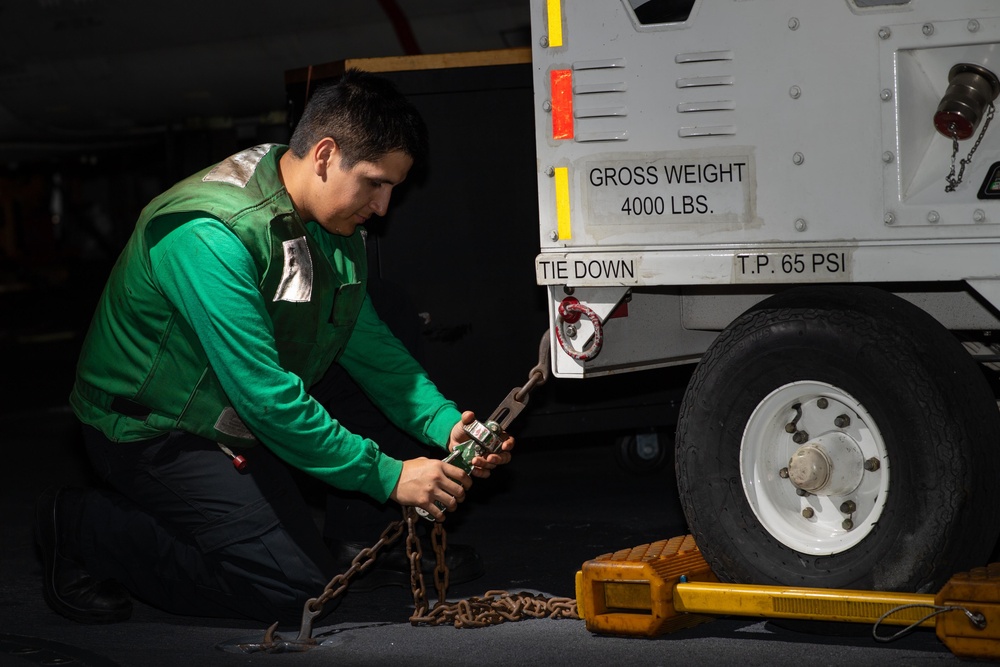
[404, 507, 579, 628]
[250, 330, 573, 651]
[257, 518, 408, 650]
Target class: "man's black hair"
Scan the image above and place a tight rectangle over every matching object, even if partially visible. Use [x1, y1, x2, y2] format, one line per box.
[288, 68, 429, 173]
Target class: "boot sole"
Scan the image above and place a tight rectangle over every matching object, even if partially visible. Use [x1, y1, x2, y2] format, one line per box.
[36, 487, 132, 624]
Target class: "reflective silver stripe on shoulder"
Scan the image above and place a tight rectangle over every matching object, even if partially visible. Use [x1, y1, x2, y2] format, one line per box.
[202, 144, 278, 187]
[273, 236, 314, 303]
[214, 407, 256, 441]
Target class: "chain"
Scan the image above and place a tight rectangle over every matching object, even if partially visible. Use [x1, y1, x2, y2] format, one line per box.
[488, 330, 551, 430]
[405, 331, 577, 627]
[254, 518, 407, 650]
[249, 329, 569, 651]
[405, 506, 579, 628]
[945, 102, 995, 192]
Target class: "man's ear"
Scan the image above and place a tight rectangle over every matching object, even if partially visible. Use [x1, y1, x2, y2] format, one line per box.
[312, 137, 339, 177]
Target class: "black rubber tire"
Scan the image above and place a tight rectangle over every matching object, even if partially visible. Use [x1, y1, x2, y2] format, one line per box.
[675, 285, 1000, 593]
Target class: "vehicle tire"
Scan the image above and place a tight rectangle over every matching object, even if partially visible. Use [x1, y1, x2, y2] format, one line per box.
[675, 285, 1000, 592]
[614, 430, 671, 474]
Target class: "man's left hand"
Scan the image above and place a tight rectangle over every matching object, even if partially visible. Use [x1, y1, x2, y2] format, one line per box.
[448, 411, 514, 478]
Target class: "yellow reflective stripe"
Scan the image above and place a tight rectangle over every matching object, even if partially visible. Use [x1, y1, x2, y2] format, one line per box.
[555, 166, 571, 240]
[547, 0, 563, 47]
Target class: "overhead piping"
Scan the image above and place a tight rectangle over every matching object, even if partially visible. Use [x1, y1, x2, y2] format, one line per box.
[377, 0, 422, 55]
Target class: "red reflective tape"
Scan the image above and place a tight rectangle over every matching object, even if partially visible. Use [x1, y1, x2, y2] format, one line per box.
[551, 69, 574, 140]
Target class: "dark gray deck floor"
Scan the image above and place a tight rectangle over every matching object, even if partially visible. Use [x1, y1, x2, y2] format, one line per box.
[0, 405, 958, 667]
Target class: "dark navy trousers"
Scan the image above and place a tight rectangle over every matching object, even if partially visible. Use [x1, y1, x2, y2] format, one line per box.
[76, 363, 434, 624]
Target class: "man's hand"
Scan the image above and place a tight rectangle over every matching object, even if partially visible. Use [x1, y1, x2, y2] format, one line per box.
[448, 410, 516, 479]
[389, 457, 471, 522]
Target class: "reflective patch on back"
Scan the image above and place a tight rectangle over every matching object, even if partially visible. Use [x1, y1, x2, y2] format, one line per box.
[203, 144, 277, 187]
[215, 406, 256, 441]
[273, 236, 314, 303]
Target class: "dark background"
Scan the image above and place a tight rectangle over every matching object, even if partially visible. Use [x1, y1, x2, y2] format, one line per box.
[0, 0, 686, 449]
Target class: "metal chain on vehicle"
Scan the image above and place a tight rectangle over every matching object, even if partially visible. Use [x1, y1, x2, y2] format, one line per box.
[246, 330, 574, 651]
[945, 102, 995, 192]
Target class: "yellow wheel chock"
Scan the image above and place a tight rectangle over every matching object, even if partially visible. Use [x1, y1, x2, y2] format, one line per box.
[575, 535, 1000, 660]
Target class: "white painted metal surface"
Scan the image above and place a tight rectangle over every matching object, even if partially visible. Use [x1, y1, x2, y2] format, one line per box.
[531, 0, 1000, 376]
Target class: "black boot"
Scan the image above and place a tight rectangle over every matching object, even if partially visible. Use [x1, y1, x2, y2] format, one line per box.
[35, 487, 133, 623]
[334, 537, 485, 592]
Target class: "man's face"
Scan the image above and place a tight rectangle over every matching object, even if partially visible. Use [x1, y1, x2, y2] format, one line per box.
[312, 148, 413, 236]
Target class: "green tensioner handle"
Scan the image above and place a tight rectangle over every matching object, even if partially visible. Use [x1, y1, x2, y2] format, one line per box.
[416, 419, 506, 521]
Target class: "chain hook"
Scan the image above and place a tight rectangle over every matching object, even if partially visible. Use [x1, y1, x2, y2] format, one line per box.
[489, 330, 551, 429]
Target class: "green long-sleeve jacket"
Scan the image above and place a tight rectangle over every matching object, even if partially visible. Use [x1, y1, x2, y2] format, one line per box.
[70, 144, 461, 502]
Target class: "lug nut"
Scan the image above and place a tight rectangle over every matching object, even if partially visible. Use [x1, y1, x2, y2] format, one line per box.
[834, 414, 851, 428]
[840, 500, 857, 514]
[796, 488, 809, 497]
[864, 457, 881, 472]
[779, 467, 789, 479]
[843, 519, 854, 530]
[792, 430, 809, 444]
[816, 398, 828, 409]
[802, 507, 814, 519]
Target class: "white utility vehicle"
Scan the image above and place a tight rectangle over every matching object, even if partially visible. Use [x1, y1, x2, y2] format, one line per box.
[530, 0, 1000, 593]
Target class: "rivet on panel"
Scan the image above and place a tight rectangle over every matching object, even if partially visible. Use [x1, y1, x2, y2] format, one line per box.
[927, 210, 940, 224]
[882, 151, 894, 163]
[792, 152, 804, 165]
[789, 85, 801, 99]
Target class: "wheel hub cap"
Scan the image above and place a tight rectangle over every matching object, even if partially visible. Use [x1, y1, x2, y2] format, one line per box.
[787, 433, 865, 496]
[740, 381, 889, 555]
[787, 444, 831, 492]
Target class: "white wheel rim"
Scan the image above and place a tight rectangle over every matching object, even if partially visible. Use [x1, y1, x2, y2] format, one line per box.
[740, 381, 889, 555]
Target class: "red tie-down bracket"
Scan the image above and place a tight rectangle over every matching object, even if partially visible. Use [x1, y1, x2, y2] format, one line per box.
[554, 293, 630, 361]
